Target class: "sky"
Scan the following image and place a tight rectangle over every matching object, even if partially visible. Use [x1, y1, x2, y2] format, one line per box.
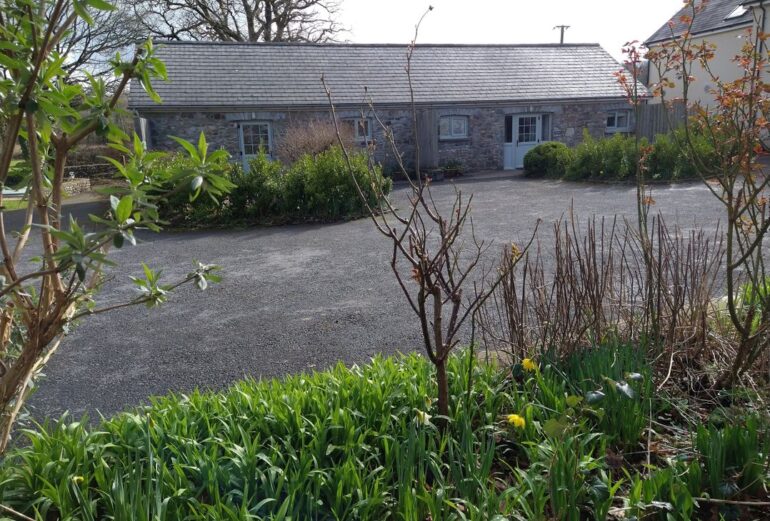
[338, 0, 684, 61]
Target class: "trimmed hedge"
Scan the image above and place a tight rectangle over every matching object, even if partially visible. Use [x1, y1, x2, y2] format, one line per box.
[523, 129, 717, 182]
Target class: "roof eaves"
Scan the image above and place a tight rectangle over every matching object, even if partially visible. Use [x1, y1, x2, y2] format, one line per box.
[128, 95, 632, 113]
[644, 18, 753, 46]
[145, 40, 604, 49]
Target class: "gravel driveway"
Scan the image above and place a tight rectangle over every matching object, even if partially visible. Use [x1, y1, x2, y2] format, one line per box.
[24, 172, 724, 419]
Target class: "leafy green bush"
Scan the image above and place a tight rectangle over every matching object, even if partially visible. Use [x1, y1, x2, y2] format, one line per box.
[5, 160, 30, 188]
[565, 130, 643, 182]
[558, 344, 652, 448]
[153, 152, 239, 226]
[646, 128, 717, 181]
[539, 128, 715, 183]
[228, 151, 286, 221]
[228, 146, 392, 223]
[523, 141, 573, 178]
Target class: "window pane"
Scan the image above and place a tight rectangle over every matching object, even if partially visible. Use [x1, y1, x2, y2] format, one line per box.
[541, 114, 550, 141]
[505, 115, 513, 143]
[452, 117, 467, 137]
[356, 119, 368, 139]
[243, 123, 270, 155]
[439, 117, 451, 138]
[518, 116, 537, 143]
[607, 114, 616, 128]
[617, 112, 628, 128]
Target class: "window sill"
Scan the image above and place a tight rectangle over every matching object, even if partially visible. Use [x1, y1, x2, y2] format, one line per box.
[605, 127, 631, 134]
[439, 137, 470, 142]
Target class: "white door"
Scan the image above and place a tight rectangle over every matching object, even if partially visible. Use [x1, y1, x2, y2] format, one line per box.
[239, 122, 272, 170]
[514, 115, 542, 169]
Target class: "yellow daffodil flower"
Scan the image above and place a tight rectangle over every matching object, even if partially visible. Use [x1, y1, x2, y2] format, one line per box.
[507, 413, 526, 429]
[522, 358, 537, 372]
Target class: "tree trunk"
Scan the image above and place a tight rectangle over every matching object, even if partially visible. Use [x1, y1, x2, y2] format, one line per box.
[436, 357, 449, 423]
[264, 0, 273, 41]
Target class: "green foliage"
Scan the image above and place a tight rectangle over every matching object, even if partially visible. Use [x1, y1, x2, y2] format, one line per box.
[0, 0, 227, 456]
[735, 276, 770, 334]
[0, 354, 515, 520]
[523, 141, 574, 178]
[538, 128, 716, 183]
[228, 151, 286, 221]
[557, 344, 652, 448]
[1, 346, 768, 519]
[4, 160, 30, 188]
[150, 152, 239, 226]
[226, 146, 392, 224]
[565, 131, 643, 182]
[646, 128, 716, 181]
[694, 416, 769, 498]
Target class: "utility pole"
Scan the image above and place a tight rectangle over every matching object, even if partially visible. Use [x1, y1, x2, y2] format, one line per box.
[554, 25, 570, 44]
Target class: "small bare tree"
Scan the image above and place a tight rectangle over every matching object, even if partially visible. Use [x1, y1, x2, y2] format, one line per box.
[274, 118, 355, 164]
[322, 8, 535, 419]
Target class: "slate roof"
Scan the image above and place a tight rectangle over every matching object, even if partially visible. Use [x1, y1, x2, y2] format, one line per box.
[645, 0, 754, 45]
[128, 42, 630, 110]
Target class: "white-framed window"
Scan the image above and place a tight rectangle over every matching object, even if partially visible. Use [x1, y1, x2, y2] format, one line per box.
[240, 122, 272, 156]
[606, 110, 631, 132]
[439, 115, 469, 140]
[354, 118, 373, 142]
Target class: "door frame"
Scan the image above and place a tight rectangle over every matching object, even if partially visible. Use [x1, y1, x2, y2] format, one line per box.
[504, 113, 550, 170]
[239, 121, 273, 170]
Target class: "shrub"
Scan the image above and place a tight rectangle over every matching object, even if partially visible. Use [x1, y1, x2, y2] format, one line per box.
[295, 145, 391, 220]
[565, 130, 643, 182]
[227, 146, 392, 223]
[564, 131, 603, 181]
[555, 128, 715, 183]
[5, 160, 30, 188]
[69, 143, 125, 166]
[647, 128, 717, 181]
[523, 141, 573, 178]
[153, 151, 239, 226]
[228, 151, 286, 220]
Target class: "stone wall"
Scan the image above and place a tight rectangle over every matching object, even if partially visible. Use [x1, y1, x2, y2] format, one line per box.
[62, 178, 91, 196]
[140, 99, 632, 173]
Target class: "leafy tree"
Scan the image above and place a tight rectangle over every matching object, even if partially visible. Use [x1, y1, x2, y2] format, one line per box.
[128, 0, 344, 42]
[0, 0, 230, 452]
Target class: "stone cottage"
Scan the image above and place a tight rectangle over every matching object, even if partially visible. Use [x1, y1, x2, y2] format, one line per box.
[128, 41, 634, 172]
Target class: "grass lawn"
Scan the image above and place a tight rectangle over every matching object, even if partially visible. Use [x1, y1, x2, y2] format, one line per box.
[1, 198, 29, 212]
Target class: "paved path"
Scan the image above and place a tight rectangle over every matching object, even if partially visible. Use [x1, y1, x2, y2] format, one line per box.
[25, 173, 724, 419]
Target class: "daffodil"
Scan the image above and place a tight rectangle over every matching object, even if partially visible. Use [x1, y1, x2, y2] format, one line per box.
[506, 413, 526, 429]
[415, 409, 432, 426]
[522, 358, 537, 372]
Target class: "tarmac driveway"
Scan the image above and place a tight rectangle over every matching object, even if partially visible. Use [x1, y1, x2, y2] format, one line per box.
[26, 173, 724, 419]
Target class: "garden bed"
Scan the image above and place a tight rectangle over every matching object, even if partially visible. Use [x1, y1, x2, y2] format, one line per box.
[1, 347, 767, 520]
